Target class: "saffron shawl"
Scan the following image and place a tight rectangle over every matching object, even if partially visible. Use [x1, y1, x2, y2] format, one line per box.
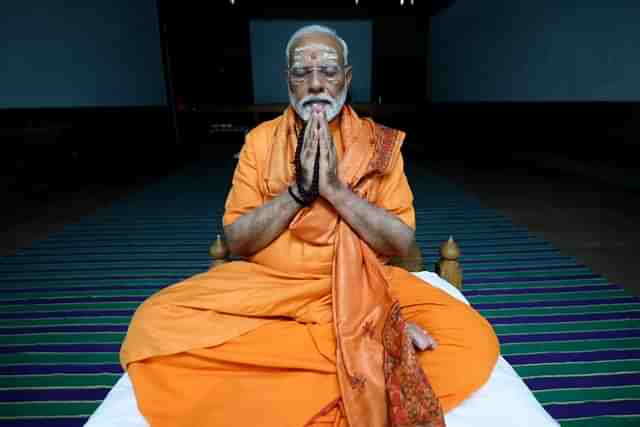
[263, 105, 444, 427]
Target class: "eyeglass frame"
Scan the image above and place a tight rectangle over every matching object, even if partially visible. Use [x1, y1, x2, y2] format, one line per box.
[286, 64, 352, 85]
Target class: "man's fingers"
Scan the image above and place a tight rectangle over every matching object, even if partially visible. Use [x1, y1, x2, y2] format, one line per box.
[305, 115, 318, 143]
[318, 125, 327, 162]
[315, 113, 328, 147]
[411, 332, 429, 351]
[407, 323, 437, 351]
[303, 116, 314, 146]
[318, 110, 328, 134]
[302, 116, 317, 160]
[319, 124, 333, 171]
[424, 334, 437, 349]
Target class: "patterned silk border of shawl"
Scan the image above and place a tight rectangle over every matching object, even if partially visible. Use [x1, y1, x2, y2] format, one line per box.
[383, 303, 446, 427]
[373, 124, 446, 426]
[368, 124, 398, 175]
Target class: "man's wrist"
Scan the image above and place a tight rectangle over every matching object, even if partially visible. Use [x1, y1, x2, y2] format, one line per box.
[323, 181, 348, 206]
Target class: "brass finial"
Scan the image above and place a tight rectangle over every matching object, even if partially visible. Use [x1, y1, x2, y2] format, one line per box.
[440, 236, 460, 260]
[437, 236, 462, 290]
[209, 234, 228, 266]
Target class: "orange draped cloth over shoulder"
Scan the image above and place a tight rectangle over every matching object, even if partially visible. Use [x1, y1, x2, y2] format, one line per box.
[120, 106, 499, 427]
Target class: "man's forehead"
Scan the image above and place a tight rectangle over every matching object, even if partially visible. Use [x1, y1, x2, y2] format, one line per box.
[290, 33, 343, 63]
[294, 43, 337, 55]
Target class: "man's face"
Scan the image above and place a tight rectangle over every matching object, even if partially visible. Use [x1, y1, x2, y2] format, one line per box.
[287, 33, 352, 122]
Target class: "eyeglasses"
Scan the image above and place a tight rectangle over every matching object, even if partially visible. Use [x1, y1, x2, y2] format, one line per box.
[288, 65, 348, 85]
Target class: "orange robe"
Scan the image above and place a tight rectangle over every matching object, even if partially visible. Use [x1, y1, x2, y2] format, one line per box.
[120, 106, 499, 427]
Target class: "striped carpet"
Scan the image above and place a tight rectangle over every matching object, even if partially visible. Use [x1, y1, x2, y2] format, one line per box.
[1, 156, 639, 426]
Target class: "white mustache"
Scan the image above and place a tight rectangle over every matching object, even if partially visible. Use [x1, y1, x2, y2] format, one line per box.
[289, 87, 347, 122]
[299, 95, 335, 109]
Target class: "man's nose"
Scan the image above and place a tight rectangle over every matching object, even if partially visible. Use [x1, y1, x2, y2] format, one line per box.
[308, 70, 324, 93]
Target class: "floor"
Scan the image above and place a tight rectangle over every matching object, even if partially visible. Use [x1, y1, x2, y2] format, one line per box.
[0, 176, 164, 256]
[426, 158, 640, 297]
[2, 155, 639, 297]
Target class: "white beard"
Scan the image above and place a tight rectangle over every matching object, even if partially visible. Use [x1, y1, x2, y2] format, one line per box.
[289, 87, 348, 123]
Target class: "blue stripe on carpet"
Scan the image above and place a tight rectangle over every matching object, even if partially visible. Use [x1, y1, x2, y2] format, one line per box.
[0, 157, 637, 426]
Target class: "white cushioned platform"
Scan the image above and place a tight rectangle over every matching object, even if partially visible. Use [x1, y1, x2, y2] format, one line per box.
[84, 271, 559, 427]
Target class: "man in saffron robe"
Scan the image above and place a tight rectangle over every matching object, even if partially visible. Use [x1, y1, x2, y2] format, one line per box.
[120, 24, 499, 427]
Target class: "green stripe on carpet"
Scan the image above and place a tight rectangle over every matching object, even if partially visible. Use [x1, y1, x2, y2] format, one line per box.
[0, 157, 637, 426]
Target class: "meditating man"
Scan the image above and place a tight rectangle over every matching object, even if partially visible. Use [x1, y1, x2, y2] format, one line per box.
[120, 24, 499, 427]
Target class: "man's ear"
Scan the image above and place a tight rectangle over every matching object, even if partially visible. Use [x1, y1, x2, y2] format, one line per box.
[345, 65, 353, 90]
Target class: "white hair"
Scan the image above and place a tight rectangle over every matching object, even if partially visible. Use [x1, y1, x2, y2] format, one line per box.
[286, 25, 349, 66]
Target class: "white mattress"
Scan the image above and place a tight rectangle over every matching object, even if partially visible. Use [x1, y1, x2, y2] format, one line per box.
[84, 271, 559, 427]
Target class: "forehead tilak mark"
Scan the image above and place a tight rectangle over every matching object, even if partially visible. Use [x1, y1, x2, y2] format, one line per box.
[293, 44, 339, 60]
[294, 43, 338, 54]
[292, 51, 339, 68]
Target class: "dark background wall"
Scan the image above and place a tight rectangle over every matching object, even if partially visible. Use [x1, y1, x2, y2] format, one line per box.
[3, 1, 640, 204]
[164, 4, 429, 151]
[0, 0, 166, 108]
[1, 0, 174, 201]
[430, 0, 640, 102]
[164, 4, 428, 110]
[427, 0, 640, 187]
